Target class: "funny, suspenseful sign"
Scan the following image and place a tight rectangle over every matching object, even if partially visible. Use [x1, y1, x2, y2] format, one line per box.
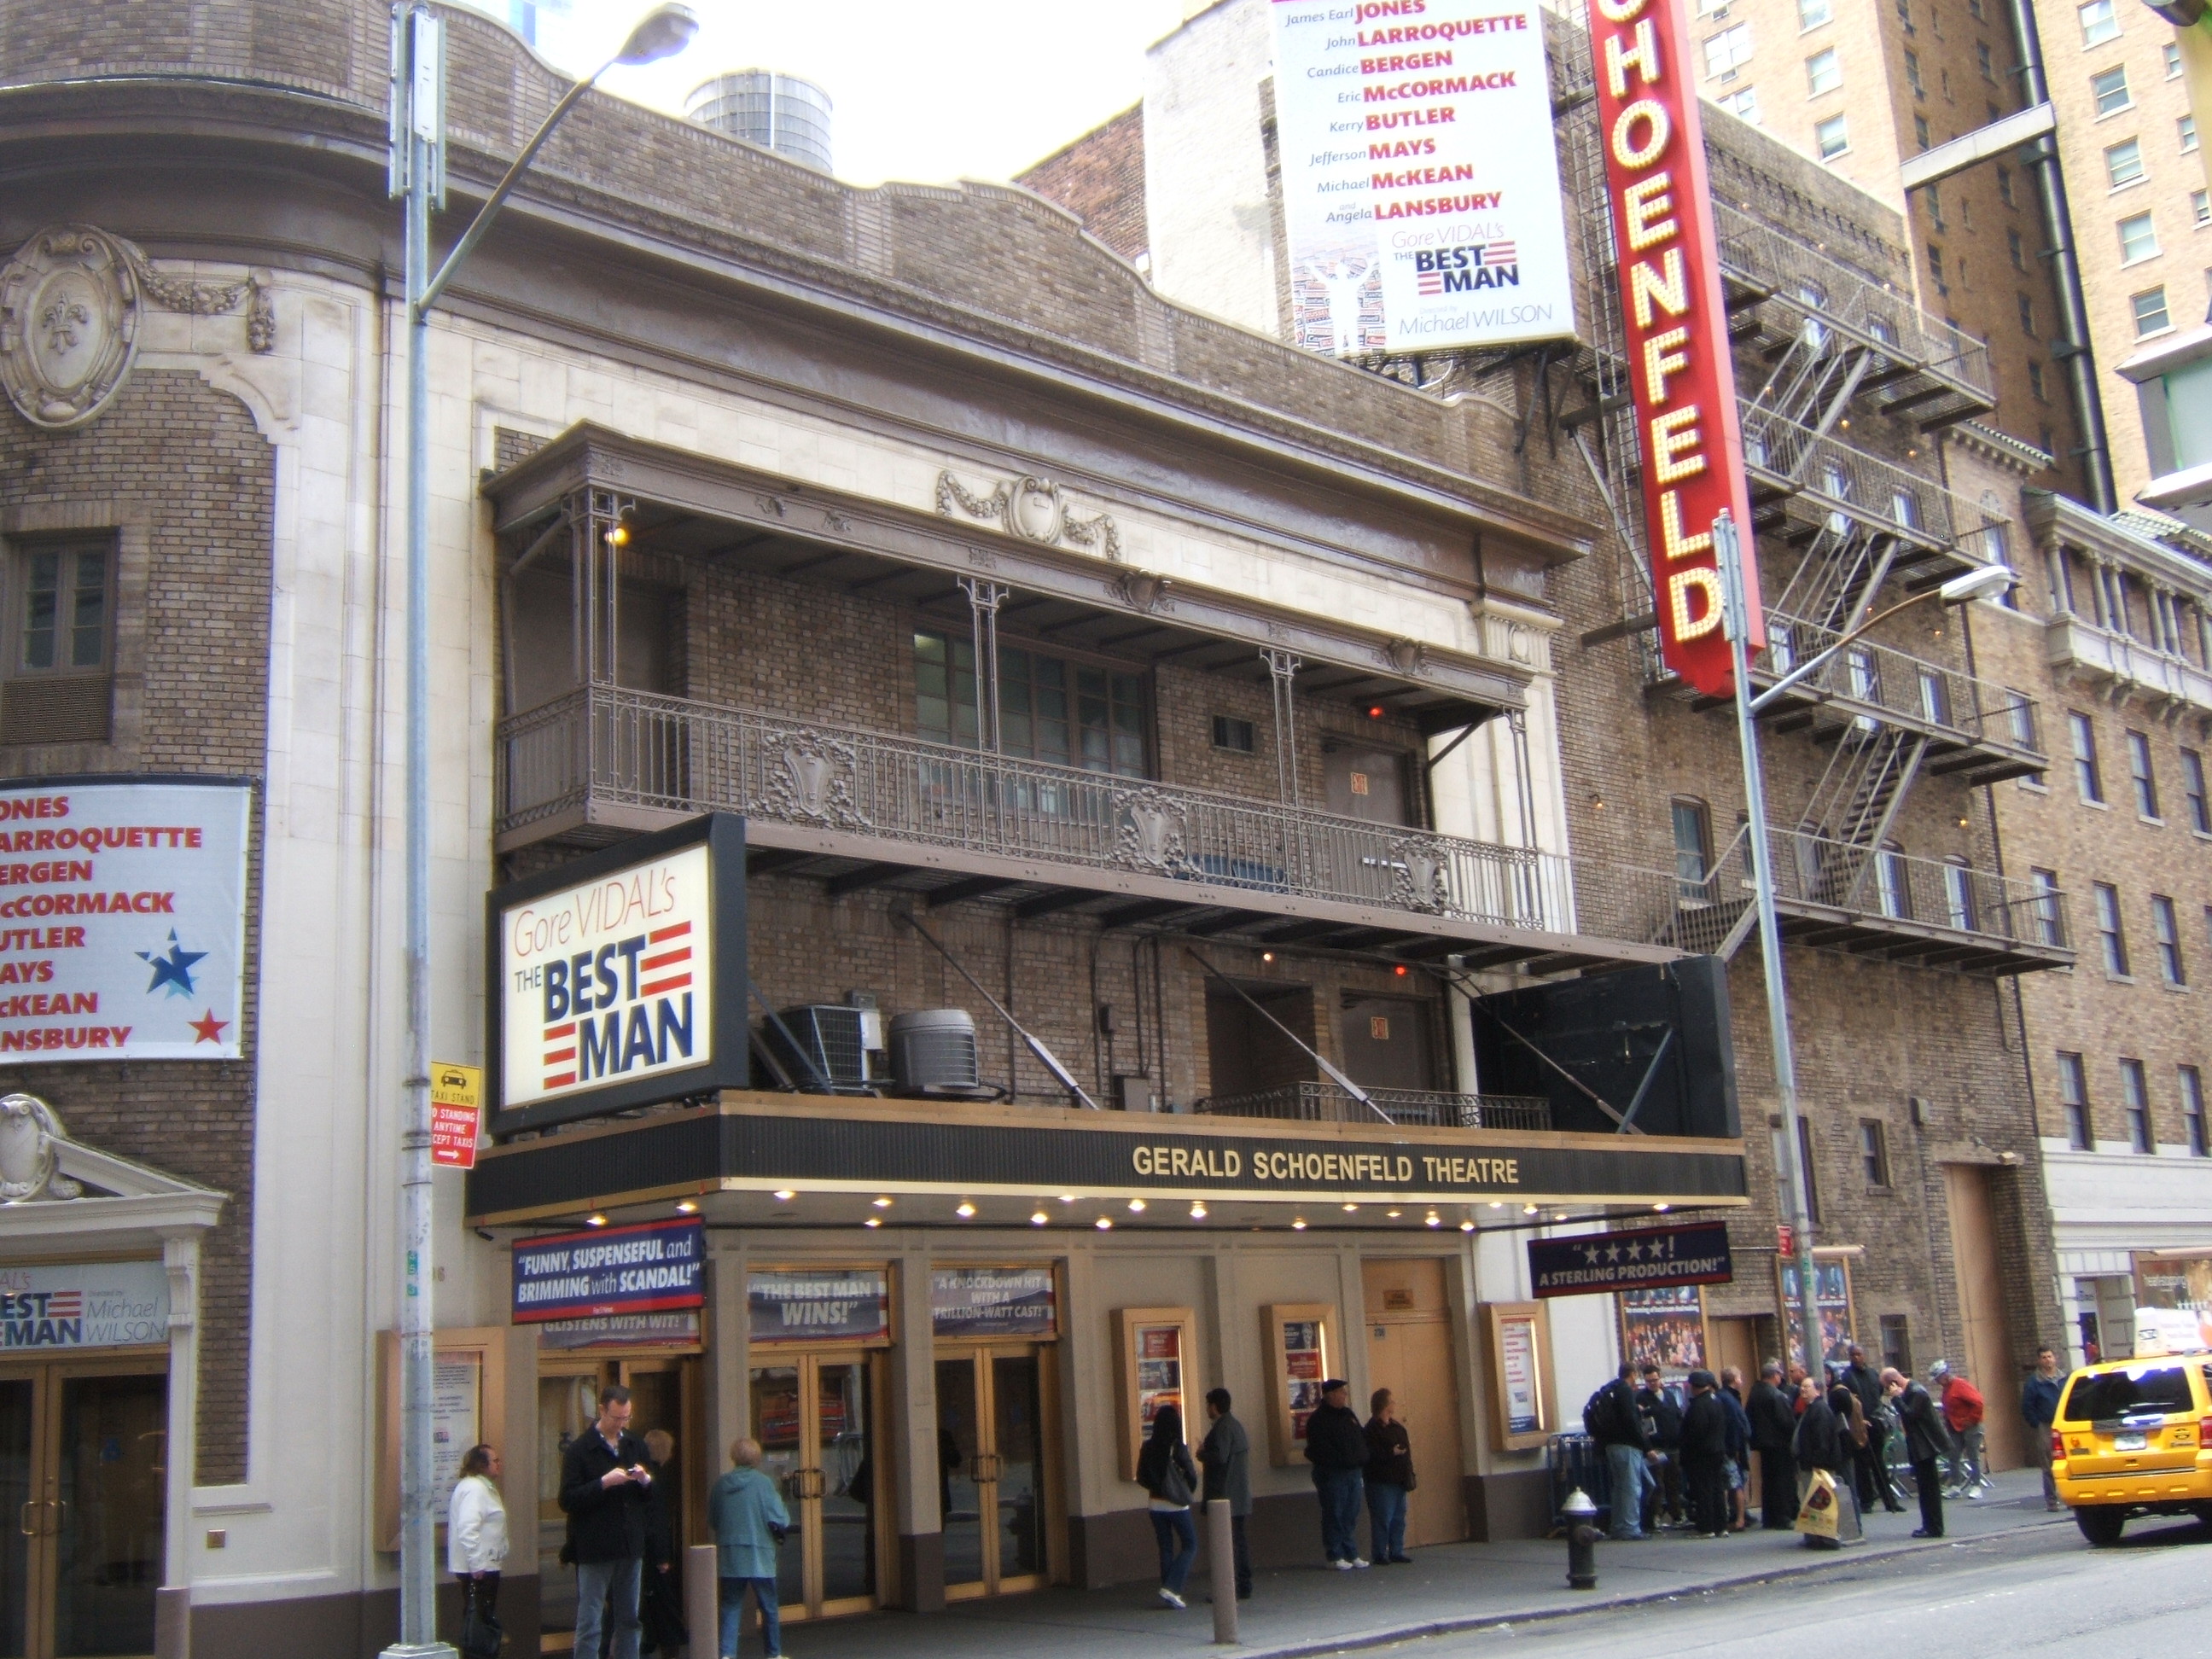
[1586, 0, 1761, 696]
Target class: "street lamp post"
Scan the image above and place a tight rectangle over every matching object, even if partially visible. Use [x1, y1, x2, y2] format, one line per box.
[1712, 509, 2011, 1395]
[383, 9, 695, 1656]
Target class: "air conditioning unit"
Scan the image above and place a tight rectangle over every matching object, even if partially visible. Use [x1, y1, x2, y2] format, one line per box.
[762, 1005, 873, 1089]
[889, 1009, 982, 1096]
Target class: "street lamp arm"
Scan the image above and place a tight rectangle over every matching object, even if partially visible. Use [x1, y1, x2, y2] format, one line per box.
[416, 54, 617, 319]
[1743, 588, 1945, 715]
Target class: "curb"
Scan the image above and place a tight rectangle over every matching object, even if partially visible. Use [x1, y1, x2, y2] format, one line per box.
[1222, 1511, 2075, 1659]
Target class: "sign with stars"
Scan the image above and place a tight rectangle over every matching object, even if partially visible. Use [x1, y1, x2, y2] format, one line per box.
[1525, 1220, 1733, 1299]
[0, 778, 249, 1062]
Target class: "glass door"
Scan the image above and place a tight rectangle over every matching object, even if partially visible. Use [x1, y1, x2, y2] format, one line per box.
[937, 1348, 1048, 1601]
[748, 1354, 882, 1623]
[0, 1362, 166, 1659]
[535, 1369, 602, 1648]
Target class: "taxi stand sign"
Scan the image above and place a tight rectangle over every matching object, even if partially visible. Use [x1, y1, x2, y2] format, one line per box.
[428, 1061, 481, 1169]
[486, 813, 750, 1133]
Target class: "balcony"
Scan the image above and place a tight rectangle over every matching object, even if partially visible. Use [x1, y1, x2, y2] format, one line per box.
[1195, 1082, 1552, 1131]
[1739, 410, 2000, 576]
[2047, 615, 2212, 717]
[498, 684, 1689, 973]
[1660, 824, 2073, 975]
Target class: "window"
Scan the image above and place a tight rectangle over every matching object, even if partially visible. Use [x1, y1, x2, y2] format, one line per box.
[2079, 0, 2118, 45]
[1932, 246, 1951, 291]
[1879, 1313, 1912, 1375]
[1720, 85, 1762, 121]
[1816, 113, 1850, 157]
[1807, 47, 1842, 94]
[1906, 49, 1924, 94]
[1800, 0, 1832, 21]
[1942, 859, 1978, 932]
[2106, 137, 2145, 187]
[913, 630, 1150, 777]
[1798, 1117, 1822, 1225]
[2093, 65, 2131, 114]
[15, 545, 109, 676]
[1915, 114, 1932, 149]
[2094, 882, 2130, 975]
[1916, 665, 1949, 725]
[1211, 714, 1254, 754]
[2120, 212, 2160, 263]
[2058, 1051, 2091, 1149]
[1997, 166, 2015, 207]
[2122, 1058, 2152, 1152]
[2152, 894, 2186, 984]
[2127, 729, 2160, 817]
[2182, 1066, 2207, 1157]
[2166, 40, 2185, 77]
[2069, 713, 2102, 797]
[2181, 748, 2209, 833]
[1897, 0, 1914, 24]
[2017, 290, 2036, 334]
[2133, 285, 2172, 334]
[2029, 867, 2064, 947]
[1877, 841, 1912, 918]
[2196, 190, 2212, 228]
[1706, 23, 1754, 77]
[1673, 798, 1713, 899]
[2029, 360, 2047, 399]
[1860, 1119, 1892, 1187]
[1924, 181, 1947, 230]
[2184, 116, 2201, 154]
[1978, 41, 1995, 79]
[2008, 228, 2027, 270]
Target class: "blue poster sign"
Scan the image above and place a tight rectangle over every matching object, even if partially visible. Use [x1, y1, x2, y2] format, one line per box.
[511, 1216, 705, 1324]
[1526, 1220, 1732, 1299]
[929, 1266, 1057, 1338]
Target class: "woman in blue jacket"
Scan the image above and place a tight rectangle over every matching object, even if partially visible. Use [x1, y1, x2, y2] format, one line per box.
[709, 1439, 791, 1659]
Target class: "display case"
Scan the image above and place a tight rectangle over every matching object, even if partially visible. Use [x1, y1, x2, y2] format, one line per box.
[1115, 1305, 1198, 1481]
[1260, 1301, 1338, 1467]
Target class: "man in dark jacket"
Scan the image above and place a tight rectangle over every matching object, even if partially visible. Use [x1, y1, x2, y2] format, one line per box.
[1746, 1361, 1798, 1528]
[1885, 1366, 1951, 1539]
[560, 1384, 656, 1659]
[1842, 1345, 1904, 1513]
[1637, 1365, 1685, 1528]
[1589, 1362, 1656, 1541]
[1303, 1379, 1369, 1569]
[1199, 1388, 1254, 1599]
[2020, 1347, 2064, 1513]
[1678, 1371, 1732, 1538]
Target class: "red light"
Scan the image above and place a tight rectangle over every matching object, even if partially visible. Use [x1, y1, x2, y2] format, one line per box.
[1394, 964, 1409, 976]
[1367, 705, 1385, 719]
[2053, 1428, 2068, 1459]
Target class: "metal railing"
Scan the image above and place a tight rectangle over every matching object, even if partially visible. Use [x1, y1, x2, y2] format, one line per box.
[1657, 823, 2070, 957]
[1195, 1082, 1553, 1132]
[1759, 611, 2041, 755]
[1740, 410, 2000, 561]
[498, 685, 1691, 945]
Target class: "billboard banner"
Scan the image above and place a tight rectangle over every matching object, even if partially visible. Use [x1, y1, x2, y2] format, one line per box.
[0, 1260, 170, 1351]
[1526, 1220, 1733, 1297]
[0, 777, 249, 1061]
[1271, 0, 1573, 354]
[1585, 0, 1762, 696]
[510, 1216, 706, 1324]
[488, 813, 748, 1131]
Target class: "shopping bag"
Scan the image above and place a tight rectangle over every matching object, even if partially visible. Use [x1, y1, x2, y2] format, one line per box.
[1794, 1468, 1841, 1539]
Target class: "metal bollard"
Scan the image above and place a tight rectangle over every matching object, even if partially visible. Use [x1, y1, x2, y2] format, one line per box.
[1208, 1498, 1239, 1644]
[687, 1541, 719, 1659]
[1562, 1487, 1600, 1590]
[154, 1586, 189, 1659]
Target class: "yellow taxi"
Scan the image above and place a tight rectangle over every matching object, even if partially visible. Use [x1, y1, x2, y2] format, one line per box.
[2052, 1346, 2212, 1545]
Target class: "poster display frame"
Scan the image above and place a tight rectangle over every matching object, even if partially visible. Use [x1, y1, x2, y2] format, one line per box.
[1481, 1301, 1555, 1451]
[375, 1324, 507, 1552]
[1115, 1306, 1198, 1482]
[745, 1261, 895, 1349]
[1260, 1301, 1339, 1468]
[1774, 1248, 1857, 1371]
[928, 1261, 1062, 1342]
[1616, 1284, 1709, 1377]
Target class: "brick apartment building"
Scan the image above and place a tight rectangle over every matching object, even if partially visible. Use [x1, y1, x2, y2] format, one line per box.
[0, 1, 1765, 1652]
[1022, 0, 2081, 1472]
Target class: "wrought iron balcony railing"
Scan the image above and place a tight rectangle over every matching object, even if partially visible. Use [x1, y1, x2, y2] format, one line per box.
[1757, 610, 2042, 758]
[1740, 410, 2000, 563]
[1195, 1082, 1553, 1132]
[497, 685, 1689, 946]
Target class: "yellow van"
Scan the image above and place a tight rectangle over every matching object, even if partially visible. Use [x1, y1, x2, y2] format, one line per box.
[2051, 1352, 2212, 1545]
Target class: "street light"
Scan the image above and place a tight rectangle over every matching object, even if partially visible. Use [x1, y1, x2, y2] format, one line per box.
[384, 9, 694, 1657]
[1713, 510, 2010, 1395]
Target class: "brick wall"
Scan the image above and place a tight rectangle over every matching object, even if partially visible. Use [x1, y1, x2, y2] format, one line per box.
[0, 370, 274, 1484]
[1014, 104, 1148, 266]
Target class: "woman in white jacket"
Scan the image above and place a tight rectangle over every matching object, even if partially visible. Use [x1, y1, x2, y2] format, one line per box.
[448, 1444, 510, 1637]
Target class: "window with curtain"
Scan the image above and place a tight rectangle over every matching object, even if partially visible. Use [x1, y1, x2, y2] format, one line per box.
[913, 630, 1149, 778]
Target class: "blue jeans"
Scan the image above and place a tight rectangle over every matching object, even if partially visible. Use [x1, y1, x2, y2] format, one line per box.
[1605, 1442, 1651, 1540]
[1365, 1481, 1409, 1561]
[1150, 1507, 1196, 1593]
[1313, 1465, 1365, 1562]
[576, 1557, 643, 1659]
[719, 1576, 781, 1658]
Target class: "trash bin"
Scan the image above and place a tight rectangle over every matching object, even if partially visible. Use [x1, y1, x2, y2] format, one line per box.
[1546, 1432, 1612, 1533]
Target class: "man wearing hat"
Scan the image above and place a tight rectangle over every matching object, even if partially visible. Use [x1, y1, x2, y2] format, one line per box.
[1302, 1379, 1369, 1569]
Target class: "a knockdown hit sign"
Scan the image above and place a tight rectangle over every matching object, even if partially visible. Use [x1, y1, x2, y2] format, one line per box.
[511, 1217, 707, 1324]
[488, 813, 749, 1132]
[1586, 0, 1763, 697]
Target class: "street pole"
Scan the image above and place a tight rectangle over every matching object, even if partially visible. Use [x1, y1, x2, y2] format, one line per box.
[1713, 510, 1825, 1392]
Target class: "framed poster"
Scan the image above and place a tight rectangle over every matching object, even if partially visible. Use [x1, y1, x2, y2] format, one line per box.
[1776, 1250, 1856, 1371]
[1618, 1285, 1708, 1376]
[748, 1266, 893, 1347]
[1482, 1301, 1555, 1452]
[1261, 1302, 1338, 1468]
[930, 1264, 1059, 1340]
[375, 1326, 507, 1551]
[1115, 1307, 1197, 1481]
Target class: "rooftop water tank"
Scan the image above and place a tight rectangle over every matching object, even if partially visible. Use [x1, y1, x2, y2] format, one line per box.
[686, 71, 834, 173]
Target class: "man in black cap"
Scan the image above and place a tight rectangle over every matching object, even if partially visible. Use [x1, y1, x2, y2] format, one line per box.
[1302, 1379, 1369, 1569]
[1678, 1371, 1732, 1539]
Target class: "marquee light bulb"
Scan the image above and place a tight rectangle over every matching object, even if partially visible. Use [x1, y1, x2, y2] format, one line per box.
[1342, 1202, 1359, 1213]
[1385, 1208, 1402, 1220]
[1030, 1209, 1049, 1226]
[1292, 1218, 1308, 1231]
[871, 1196, 893, 1208]
[1425, 1213, 1441, 1228]
[1190, 1202, 1208, 1220]
[585, 1214, 607, 1227]
[1127, 1198, 1147, 1212]
[772, 1190, 795, 1202]
[864, 1216, 881, 1229]
[675, 1201, 698, 1214]
[1059, 1194, 1078, 1204]
[1523, 1204, 1540, 1215]
[956, 1201, 977, 1219]
[1460, 1220, 1476, 1232]
[1096, 1216, 1114, 1231]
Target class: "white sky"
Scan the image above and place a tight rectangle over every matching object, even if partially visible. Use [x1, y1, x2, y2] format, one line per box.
[457, 1, 1192, 186]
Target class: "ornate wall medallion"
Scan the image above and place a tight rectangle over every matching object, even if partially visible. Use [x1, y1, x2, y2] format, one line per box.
[937, 468, 1124, 561]
[0, 225, 141, 431]
[0, 1093, 83, 1203]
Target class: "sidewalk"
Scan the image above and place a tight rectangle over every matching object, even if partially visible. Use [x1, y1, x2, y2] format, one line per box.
[772, 1471, 2071, 1659]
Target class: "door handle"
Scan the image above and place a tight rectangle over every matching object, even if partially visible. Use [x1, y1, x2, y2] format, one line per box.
[795, 1467, 826, 1500]
[972, 1452, 1002, 1484]
[17, 1500, 32, 1536]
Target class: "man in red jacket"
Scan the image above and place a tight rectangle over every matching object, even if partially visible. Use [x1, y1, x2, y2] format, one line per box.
[1929, 1360, 1990, 1498]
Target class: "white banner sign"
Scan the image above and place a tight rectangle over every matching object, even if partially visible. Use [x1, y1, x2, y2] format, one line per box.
[1272, 0, 1573, 354]
[499, 841, 713, 1112]
[0, 780, 249, 1060]
[0, 1260, 170, 1350]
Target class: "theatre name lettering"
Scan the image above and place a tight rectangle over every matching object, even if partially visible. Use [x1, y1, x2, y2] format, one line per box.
[1132, 1142, 1521, 1190]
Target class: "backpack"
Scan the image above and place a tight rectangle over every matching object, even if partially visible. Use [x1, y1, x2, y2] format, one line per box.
[1582, 1384, 1622, 1441]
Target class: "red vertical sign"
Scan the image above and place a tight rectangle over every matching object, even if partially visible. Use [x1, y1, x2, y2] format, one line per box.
[1586, 0, 1762, 696]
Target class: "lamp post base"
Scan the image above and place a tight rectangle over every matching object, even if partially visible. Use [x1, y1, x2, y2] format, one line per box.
[378, 1645, 459, 1658]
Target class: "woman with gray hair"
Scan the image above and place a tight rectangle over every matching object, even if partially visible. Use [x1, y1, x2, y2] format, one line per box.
[446, 1445, 508, 1657]
[709, 1437, 790, 1659]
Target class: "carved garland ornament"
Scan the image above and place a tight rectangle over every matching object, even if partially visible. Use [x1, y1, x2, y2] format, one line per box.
[936, 469, 1123, 562]
[0, 224, 273, 433]
[1112, 788, 1191, 874]
[0, 1093, 82, 1203]
[758, 730, 870, 830]
[1388, 837, 1454, 914]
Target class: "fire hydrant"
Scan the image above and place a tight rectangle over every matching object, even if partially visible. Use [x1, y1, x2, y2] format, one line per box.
[1563, 1487, 1600, 1590]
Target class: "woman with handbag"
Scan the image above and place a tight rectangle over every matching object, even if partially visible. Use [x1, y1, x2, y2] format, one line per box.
[447, 1445, 509, 1658]
[709, 1438, 791, 1659]
[1134, 1405, 1200, 1610]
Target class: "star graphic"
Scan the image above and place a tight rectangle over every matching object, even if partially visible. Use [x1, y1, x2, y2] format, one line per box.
[1581, 1245, 1601, 1265]
[1604, 1244, 1621, 1263]
[137, 931, 206, 1000]
[189, 1009, 229, 1045]
[1627, 1240, 1647, 1261]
